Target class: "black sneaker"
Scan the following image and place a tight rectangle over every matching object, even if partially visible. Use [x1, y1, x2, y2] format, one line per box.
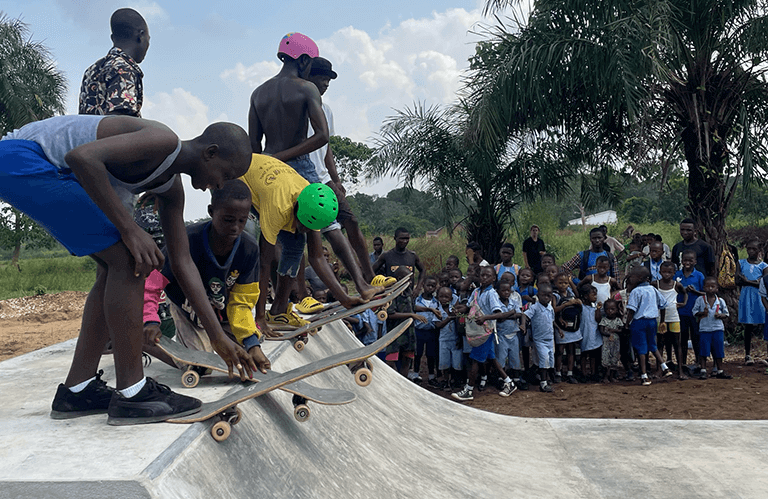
[51, 370, 114, 419]
[540, 383, 553, 393]
[567, 375, 579, 384]
[428, 378, 440, 388]
[107, 377, 202, 426]
[515, 378, 530, 391]
[716, 371, 732, 379]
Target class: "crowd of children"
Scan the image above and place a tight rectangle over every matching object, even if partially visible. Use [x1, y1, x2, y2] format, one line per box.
[342, 221, 766, 401]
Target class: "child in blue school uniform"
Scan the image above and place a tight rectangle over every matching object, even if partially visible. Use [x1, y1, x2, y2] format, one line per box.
[626, 266, 673, 386]
[577, 282, 603, 382]
[737, 239, 767, 365]
[674, 249, 705, 370]
[435, 286, 462, 391]
[412, 276, 441, 386]
[523, 283, 558, 392]
[692, 277, 733, 380]
[554, 272, 582, 384]
[495, 281, 527, 390]
[452, 266, 517, 401]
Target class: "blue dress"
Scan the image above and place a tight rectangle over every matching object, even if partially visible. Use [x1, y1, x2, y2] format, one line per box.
[738, 260, 767, 324]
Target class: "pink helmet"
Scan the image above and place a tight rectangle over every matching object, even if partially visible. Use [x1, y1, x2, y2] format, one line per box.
[277, 32, 319, 61]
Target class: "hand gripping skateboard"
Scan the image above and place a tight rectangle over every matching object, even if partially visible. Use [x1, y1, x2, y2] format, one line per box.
[166, 318, 413, 442]
[266, 273, 412, 352]
[157, 336, 356, 423]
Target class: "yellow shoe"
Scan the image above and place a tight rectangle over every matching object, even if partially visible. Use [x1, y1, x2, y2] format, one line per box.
[371, 274, 397, 287]
[267, 304, 310, 327]
[294, 297, 324, 314]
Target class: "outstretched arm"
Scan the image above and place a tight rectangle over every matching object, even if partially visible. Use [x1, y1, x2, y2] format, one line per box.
[307, 232, 364, 309]
[157, 180, 257, 378]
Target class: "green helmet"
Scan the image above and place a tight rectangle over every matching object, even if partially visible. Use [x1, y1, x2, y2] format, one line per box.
[296, 183, 338, 230]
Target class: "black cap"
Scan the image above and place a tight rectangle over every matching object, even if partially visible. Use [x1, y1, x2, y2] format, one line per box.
[310, 57, 337, 79]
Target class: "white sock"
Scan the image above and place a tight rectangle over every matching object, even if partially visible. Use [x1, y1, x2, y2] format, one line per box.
[466, 384, 473, 391]
[69, 376, 96, 393]
[503, 376, 512, 383]
[540, 380, 547, 388]
[661, 363, 668, 370]
[119, 377, 147, 398]
[567, 371, 573, 376]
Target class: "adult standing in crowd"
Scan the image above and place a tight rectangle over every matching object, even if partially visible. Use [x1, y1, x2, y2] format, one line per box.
[523, 225, 546, 275]
[671, 218, 716, 276]
[79, 8, 149, 117]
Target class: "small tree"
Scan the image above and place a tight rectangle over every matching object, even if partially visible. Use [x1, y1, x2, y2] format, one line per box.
[0, 206, 58, 270]
[328, 135, 373, 186]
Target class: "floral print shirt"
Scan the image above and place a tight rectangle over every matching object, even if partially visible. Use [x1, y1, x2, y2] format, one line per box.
[79, 47, 143, 117]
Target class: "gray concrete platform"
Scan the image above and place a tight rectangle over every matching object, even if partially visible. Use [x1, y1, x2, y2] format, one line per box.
[1, 321, 767, 499]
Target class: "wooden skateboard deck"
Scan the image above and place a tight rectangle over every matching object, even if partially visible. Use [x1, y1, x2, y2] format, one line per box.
[156, 336, 356, 407]
[266, 274, 411, 350]
[166, 318, 413, 441]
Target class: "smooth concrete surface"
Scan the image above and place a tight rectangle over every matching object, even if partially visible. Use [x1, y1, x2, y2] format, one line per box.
[1, 321, 767, 499]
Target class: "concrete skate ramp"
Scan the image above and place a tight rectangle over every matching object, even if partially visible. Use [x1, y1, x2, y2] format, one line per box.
[2, 320, 768, 499]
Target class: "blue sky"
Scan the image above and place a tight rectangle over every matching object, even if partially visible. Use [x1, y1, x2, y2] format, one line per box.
[2, 0, 509, 220]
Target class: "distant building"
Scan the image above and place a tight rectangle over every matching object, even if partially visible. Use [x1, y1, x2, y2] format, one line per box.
[567, 210, 617, 227]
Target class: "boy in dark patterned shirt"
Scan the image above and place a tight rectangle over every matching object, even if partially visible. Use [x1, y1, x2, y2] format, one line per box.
[79, 8, 149, 117]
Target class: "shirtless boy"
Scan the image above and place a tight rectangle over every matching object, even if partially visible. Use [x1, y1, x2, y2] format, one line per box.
[248, 33, 382, 314]
[0, 115, 259, 425]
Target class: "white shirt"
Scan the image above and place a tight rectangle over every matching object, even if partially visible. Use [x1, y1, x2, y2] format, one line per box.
[307, 102, 334, 184]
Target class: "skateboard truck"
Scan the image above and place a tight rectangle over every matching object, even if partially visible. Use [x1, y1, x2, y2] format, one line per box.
[348, 359, 374, 387]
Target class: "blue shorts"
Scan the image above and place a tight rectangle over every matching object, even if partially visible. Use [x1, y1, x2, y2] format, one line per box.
[275, 230, 306, 278]
[630, 317, 658, 356]
[534, 339, 555, 369]
[699, 330, 725, 359]
[286, 154, 321, 184]
[496, 333, 521, 370]
[438, 338, 463, 370]
[0, 140, 121, 256]
[469, 334, 496, 362]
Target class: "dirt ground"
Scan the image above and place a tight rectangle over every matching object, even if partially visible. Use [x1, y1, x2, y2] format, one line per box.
[2, 291, 767, 420]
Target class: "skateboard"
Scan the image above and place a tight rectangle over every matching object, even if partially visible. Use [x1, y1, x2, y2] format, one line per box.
[167, 318, 413, 442]
[157, 336, 356, 423]
[266, 274, 411, 352]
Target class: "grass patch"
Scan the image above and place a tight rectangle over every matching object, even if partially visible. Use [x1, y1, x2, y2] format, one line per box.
[0, 256, 96, 300]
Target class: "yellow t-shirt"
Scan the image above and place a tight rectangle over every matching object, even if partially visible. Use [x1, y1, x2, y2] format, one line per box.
[239, 154, 309, 245]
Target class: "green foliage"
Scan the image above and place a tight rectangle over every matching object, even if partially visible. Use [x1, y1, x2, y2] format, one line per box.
[0, 206, 59, 267]
[0, 256, 96, 300]
[472, 0, 768, 261]
[0, 13, 67, 135]
[329, 136, 372, 185]
[347, 188, 446, 237]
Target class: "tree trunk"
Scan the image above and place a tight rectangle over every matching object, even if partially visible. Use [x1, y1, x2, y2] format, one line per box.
[11, 241, 21, 272]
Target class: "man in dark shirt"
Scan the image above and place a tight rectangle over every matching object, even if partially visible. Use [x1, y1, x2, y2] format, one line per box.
[522, 225, 546, 274]
[372, 227, 427, 296]
[79, 8, 149, 117]
[671, 218, 715, 276]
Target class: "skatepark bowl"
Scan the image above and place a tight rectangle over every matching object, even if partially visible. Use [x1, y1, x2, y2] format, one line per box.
[1, 319, 767, 498]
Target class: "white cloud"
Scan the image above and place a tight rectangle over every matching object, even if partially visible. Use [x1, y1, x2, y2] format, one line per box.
[220, 61, 281, 88]
[141, 88, 211, 140]
[53, 0, 169, 33]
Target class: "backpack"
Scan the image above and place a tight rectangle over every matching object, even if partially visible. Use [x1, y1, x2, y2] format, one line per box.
[465, 289, 496, 347]
[717, 247, 736, 290]
[556, 302, 582, 333]
[578, 250, 615, 280]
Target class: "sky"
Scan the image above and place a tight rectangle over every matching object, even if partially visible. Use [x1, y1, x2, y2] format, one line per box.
[2, 0, 513, 220]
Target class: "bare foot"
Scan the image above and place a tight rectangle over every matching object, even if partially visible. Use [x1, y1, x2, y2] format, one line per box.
[359, 284, 385, 301]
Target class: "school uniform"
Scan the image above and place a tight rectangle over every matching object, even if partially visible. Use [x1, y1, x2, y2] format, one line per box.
[692, 296, 728, 359]
[627, 282, 667, 355]
[469, 286, 503, 363]
[524, 301, 556, 369]
[496, 292, 523, 371]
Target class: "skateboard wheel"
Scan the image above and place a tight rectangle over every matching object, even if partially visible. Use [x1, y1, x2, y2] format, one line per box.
[309, 328, 318, 336]
[354, 367, 372, 387]
[211, 421, 231, 442]
[182, 369, 200, 388]
[294, 404, 310, 422]
[376, 310, 388, 321]
[294, 340, 305, 352]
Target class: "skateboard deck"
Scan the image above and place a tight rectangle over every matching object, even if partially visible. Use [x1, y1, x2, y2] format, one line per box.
[305, 274, 411, 323]
[157, 336, 356, 407]
[266, 274, 411, 351]
[167, 318, 413, 441]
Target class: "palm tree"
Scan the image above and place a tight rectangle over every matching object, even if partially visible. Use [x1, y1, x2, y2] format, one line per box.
[0, 14, 67, 268]
[367, 103, 573, 263]
[469, 0, 768, 259]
